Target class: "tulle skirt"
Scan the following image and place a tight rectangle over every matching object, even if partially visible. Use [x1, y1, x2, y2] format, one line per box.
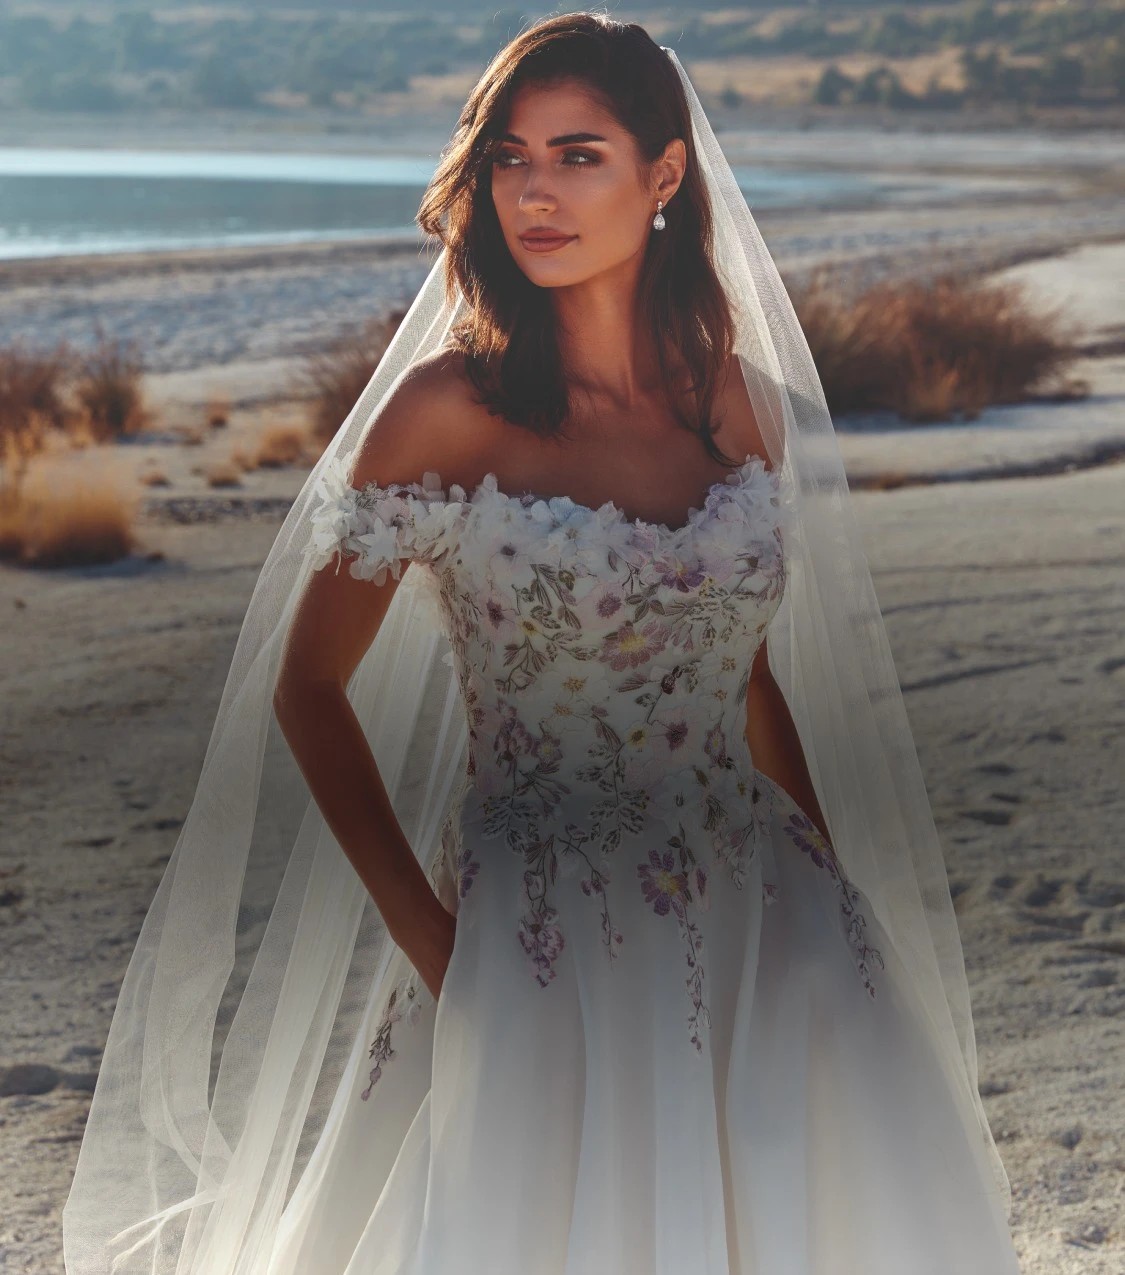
[270, 774, 1020, 1275]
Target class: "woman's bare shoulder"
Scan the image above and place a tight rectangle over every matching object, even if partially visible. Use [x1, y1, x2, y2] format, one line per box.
[347, 345, 499, 491]
[717, 351, 779, 469]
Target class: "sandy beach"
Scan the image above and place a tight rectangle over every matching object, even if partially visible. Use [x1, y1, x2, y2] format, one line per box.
[1, 120, 1123, 1272]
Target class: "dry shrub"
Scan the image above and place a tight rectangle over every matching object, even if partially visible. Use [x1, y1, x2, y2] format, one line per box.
[74, 324, 153, 442]
[0, 447, 142, 568]
[290, 308, 407, 445]
[866, 471, 915, 492]
[0, 340, 72, 432]
[792, 269, 1084, 422]
[229, 444, 257, 471]
[0, 340, 75, 488]
[0, 492, 19, 561]
[205, 461, 242, 489]
[206, 395, 231, 429]
[253, 422, 313, 469]
[0, 330, 157, 504]
[223, 408, 317, 474]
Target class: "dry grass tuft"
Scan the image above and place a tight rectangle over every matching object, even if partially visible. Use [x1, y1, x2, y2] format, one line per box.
[290, 308, 407, 445]
[0, 340, 75, 490]
[205, 461, 243, 489]
[206, 395, 231, 429]
[1, 330, 156, 486]
[791, 268, 1085, 422]
[219, 408, 318, 476]
[0, 332, 151, 568]
[0, 447, 142, 568]
[252, 422, 313, 469]
[0, 341, 72, 431]
[72, 324, 153, 443]
[865, 470, 916, 491]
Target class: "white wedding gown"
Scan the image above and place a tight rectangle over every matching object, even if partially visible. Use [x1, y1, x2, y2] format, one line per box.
[270, 453, 1020, 1274]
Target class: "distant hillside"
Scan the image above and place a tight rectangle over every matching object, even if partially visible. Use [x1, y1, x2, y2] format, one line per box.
[0, 3, 1120, 119]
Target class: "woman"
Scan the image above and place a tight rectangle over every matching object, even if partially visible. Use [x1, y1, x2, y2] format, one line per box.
[64, 14, 1021, 1274]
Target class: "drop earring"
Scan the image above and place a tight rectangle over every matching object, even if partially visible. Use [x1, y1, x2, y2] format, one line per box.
[652, 200, 665, 230]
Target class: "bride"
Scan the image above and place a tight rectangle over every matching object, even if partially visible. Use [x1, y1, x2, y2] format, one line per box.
[63, 13, 1022, 1274]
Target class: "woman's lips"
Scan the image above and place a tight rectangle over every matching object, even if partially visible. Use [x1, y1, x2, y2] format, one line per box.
[518, 234, 576, 253]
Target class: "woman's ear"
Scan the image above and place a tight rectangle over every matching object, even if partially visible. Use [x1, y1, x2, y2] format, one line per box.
[654, 138, 687, 206]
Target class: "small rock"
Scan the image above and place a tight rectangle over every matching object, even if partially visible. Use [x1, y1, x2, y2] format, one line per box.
[1057, 1124, 1084, 1150]
[62, 1044, 102, 1065]
[62, 1071, 99, 1094]
[1078, 967, 1116, 989]
[0, 1063, 61, 1097]
[979, 1078, 1012, 1097]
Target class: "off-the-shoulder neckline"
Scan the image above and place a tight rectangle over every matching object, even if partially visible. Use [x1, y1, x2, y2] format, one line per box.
[353, 451, 777, 541]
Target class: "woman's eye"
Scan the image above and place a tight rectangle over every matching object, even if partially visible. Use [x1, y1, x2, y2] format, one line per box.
[492, 150, 599, 169]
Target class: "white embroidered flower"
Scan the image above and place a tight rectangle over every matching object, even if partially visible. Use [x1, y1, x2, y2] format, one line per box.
[614, 521, 662, 570]
[346, 521, 406, 583]
[412, 497, 467, 561]
[313, 452, 355, 509]
[648, 761, 710, 824]
[302, 456, 362, 573]
[527, 508, 602, 572]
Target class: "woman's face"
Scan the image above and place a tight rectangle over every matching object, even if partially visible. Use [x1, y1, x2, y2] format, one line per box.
[490, 78, 683, 289]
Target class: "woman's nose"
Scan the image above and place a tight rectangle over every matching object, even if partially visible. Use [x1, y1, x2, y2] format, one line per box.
[517, 170, 556, 213]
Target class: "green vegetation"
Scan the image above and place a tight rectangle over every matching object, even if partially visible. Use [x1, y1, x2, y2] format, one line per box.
[0, 6, 535, 111]
[0, 4, 1120, 114]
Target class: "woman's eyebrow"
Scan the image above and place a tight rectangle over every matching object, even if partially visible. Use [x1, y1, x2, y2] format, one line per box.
[500, 131, 609, 147]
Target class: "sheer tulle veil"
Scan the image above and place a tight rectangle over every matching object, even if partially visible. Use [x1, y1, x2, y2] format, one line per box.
[62, 43, 1011, 1275]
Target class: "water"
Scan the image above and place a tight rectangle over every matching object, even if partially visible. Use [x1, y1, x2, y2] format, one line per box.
[0, 145, 913, 261]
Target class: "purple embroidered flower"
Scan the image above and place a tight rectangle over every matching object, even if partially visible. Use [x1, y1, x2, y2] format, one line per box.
[535, 727, 565, 772]
[662, 715, 690, 753]
[637, 847, 691, 921]
[650, 554, 709, 594]
[782, 808, 884, 998]
[361, 975, 422, 1101]
[783, 807, 835, 869]
[600, 618, 669, 671]
[494, 700, 541, 763]
[483, 590, 519, 636]
[454, 844, 480, 899]
[590, 581, 627, 620]
[518, 904, 567, 987]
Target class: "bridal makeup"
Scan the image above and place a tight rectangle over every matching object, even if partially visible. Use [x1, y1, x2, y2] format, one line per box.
[490, 79, 662, 282]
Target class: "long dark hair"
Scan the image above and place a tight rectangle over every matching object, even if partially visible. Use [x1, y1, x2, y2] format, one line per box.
[417, 11, 738, 466]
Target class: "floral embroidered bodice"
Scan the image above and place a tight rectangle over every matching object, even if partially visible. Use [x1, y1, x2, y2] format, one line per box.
[304, 450, 883, 1094]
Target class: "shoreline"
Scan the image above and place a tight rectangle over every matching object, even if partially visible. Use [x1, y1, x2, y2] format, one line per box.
[4, 117, 1124, 279]
[3, 208, 1123, 371]
[0, 121, 1123, 499]
[1, 233, 1123, 501]
[2, 98, 1123, 153]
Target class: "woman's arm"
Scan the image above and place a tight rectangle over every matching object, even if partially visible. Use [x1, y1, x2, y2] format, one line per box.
[743, 634, 835, 853]
[273, 571, 455, 1001]
[272, 357, 472, 1000]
